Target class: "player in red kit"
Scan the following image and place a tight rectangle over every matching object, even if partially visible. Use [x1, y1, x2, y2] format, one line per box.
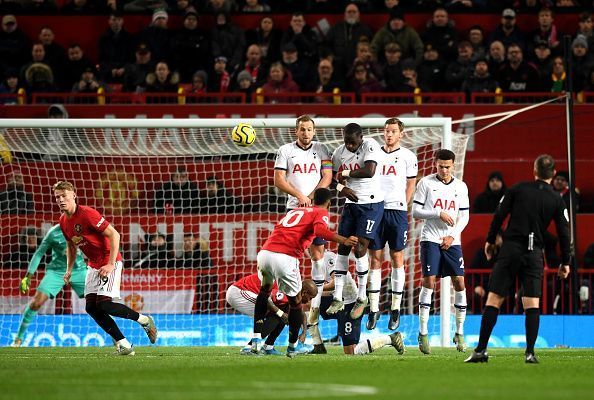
[251, 188, 358, 357]
[54, 181, 157, 355]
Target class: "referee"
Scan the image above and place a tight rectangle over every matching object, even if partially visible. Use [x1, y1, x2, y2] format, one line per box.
[465, 154, 571, 364]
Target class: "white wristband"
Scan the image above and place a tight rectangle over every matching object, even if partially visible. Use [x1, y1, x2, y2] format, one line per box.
[336, 183, 345, 192]
[276, 309, 284, 318]
[342, 170, 350, 177]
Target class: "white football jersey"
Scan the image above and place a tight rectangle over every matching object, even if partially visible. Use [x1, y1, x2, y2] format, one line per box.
[379, 146, 418, 210]
[332, 137, 384, 204]
[274, 141, 332, 209]
[323, 251, 357, 305]
[413, 174, 470, 245]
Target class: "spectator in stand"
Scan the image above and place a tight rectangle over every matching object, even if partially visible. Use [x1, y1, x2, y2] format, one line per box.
[0, 170, 34, 214]
[122, 43, 155, 92]
[190, 70, 208, 95]
[489, 8, 526, 51]
[393, 58, 425, 93]
[175, 232, 212, 269]
[22, 53, 56, 95]
[528, 8, 563, 56]
[306, 0, 345, 12]
[242, 0, 270, 12]
[71, 65, 108, 95]
[243, 44, 268, 87]
[134, 232, 173, 269]
[63, 44, 92, 91]
[517, 0, 553, 12]
[548, 56, 567, 93]
[310, 58, 344, 99]
[576, 12, 594, 54]
[552, 170, 580, 212]
[444, 40, 475, 92]
[138, 9, 173, 65]
[461, 58, 499, 102]
[445, 0, 486, 11]
[123, 0, 168, 12]
[472, 171, 506, 213]
[38, 27, 67, 85]
[418, 44, 446, 93]
[211, 12, 245, 74]
[487, 40, 506, 77]
[20, 43, 49, 82]
[235, 69, 254, 102]
[246, 16, 282, 65]
[61, 0, 97, 14]
[207, 56, 231, 93]
[141, 61, 179, 94]
[570, 36, 592, 93]
[281, 42, 314, 92]
[467, 25, 487, 60]
[281, 12, 319, 63]
[374, 0, 400, 12]
[0, 15, 30, 76]
[381, 42, 404, 91]
[3, 226, 42, 270]
[199, 175, 243, 214]
[497, 43, 540, 92]
[154, 166, 200, 214]
[371, 7, 423, 66]
[21, 0, 58, 14]
[347, 40, 383, 82]
[203, 0, 237, 14]
[531, 40, 553, 81]
[260, 61, 299, 102]
[349, 60, 382, 101]
[583, 64, 594, 93]
[98, 11, 135, 85]
[171, 0, 196, 14]
[172, 7, 211, 82]
[0, 69, 20, 104]
[325, 3, 374, 78]
[421, 7, 459, 63]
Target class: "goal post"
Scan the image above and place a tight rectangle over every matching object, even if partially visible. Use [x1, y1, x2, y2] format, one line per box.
[0, 117, 466, 348]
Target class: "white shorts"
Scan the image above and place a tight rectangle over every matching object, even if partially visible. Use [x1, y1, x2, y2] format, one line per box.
[84, 261, 123, 299]
[257, 250, 301, 297]
[226, 285, 257, 317]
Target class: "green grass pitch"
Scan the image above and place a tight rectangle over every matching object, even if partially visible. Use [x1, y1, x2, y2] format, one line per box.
[1, 347, 593, 400]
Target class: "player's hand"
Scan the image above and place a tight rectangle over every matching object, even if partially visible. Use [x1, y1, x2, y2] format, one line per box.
[297, 194, 312, 207]
[342, 187, 358, 202]
[19, 276, 31, 294]
[298, 331, 307, 344]
[440, 236, 454, 250]
[99, 263, 115, 278]
[343, 236, 358, 247]
[63, 270, 72, 285]
[439, 211, 455, 226]
[484, 242, 496, 261]
[558, 265, 570, 279]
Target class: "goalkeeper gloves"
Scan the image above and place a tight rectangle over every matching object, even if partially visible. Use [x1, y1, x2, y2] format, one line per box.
[19, 276, 31, 294]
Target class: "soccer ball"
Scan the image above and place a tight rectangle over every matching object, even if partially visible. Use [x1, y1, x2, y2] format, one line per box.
[231, 123, 256, 147]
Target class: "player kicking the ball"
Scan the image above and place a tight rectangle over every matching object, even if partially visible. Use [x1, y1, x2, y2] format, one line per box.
[412, 150, 469, 354]
[54, 181, 157, 355]
[251, 188, 358, 357]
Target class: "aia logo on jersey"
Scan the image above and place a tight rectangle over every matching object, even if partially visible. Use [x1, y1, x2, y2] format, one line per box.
[433, 199, 457, 210]
[381, 164, 398, 176]
[74, 224, 82, 233]
[338, 163, 361, 173]
[292, 163, 319, 174]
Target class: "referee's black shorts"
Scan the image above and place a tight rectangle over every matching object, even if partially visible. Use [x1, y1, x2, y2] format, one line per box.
[488, 241, 545, 298]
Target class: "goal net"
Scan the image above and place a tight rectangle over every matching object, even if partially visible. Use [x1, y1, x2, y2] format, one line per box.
[0, 117, 468, 348]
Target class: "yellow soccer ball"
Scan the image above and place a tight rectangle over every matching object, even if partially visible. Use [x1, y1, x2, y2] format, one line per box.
[231, 123, 256, 147]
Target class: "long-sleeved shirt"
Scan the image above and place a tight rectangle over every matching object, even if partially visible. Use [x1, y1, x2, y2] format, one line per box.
[28, 224, 86, 275]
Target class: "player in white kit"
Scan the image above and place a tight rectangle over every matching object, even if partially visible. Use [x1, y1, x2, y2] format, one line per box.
[327, 123, 385, 320]
[412, 149, 469, 354]
[367, 118, 418, 331]
[274, 115, 333, 326]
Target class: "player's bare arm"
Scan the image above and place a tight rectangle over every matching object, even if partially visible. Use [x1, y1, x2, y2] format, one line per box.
[274, 169, 311, 206]
[308, 168, 333, 198]
[99, 224, 120, 277]
[406, 177, 416, 204]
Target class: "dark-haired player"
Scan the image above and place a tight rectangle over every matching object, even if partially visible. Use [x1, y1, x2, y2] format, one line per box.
[251, 188, 358, 357]
[412, 149, 469, 354]
[54, 181, 157, 355]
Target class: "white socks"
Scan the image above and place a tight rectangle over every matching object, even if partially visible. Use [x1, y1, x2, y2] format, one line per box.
[390, 266, 405, 311]
[311, 259, 325, 309]
[117, 338, 132, 349]
[332, 255, 349, 301]
[355, 254, 369, 300]
[454, 290, 467, 335]
[368, 269, 382, 312]
[354, 336, 392, 355]
[137, 314, 149, 325]
[418, 287, 433, 336]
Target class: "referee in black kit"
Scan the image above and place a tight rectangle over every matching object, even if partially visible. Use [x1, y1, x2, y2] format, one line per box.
[465, 154, 571, 364]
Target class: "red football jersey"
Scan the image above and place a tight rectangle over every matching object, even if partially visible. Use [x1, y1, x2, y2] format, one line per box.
[233, 273, 287, 306]
[59, 205, 122, 269]
[262, 206, 335, 258]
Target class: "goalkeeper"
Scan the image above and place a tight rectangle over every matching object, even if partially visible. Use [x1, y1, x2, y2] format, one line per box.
[12, 224, 87, 347]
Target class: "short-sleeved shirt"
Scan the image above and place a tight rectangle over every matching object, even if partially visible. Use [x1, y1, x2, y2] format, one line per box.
[379, 146, 418, 211]
[59, 205, 122, 269]
[413, 175, 470, 245]
[27, 224, 86, 275]
[274, 141, 333, 210]
[262, 206, 335, 259]
[232, 273, 288, 307]
[332, 137, 384, 204]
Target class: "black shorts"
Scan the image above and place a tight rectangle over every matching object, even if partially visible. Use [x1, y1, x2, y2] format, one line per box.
[488, 241, 545, 298]
[319, 296, 362, 346]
